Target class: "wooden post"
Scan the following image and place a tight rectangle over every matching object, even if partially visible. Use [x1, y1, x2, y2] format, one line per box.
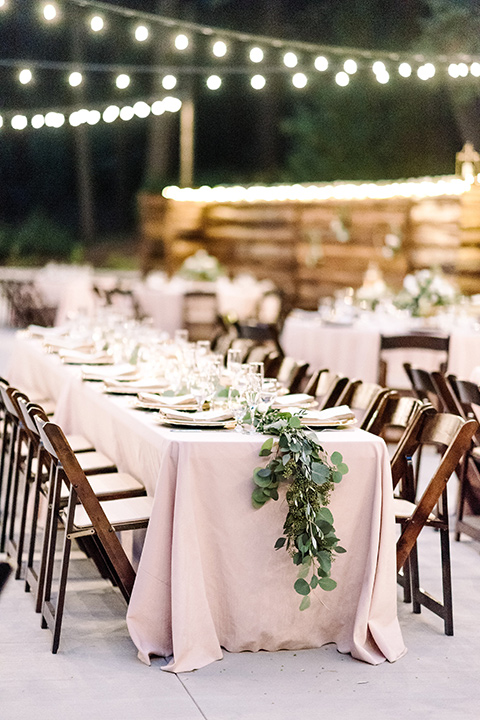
[180, 91, 195, 188]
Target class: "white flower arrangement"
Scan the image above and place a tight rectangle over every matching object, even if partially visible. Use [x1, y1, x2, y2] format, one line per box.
[177, 249, 224, 282]
[395, 267, 458, 317]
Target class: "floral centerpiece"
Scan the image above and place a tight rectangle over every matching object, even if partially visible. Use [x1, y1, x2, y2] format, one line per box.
[355, 262, 389, 310]
[177, 249, 224, 282]
[394, 267, 459, 318]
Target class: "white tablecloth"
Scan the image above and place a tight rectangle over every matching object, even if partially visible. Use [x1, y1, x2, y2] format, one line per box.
[7, 336, 406, 673]
[281, 311, 480, 387]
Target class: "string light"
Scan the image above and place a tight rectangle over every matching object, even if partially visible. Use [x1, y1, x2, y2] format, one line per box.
[417, 62, 435, 80]
[31, 114, 45, 128]
[249, 47, 264, 63]
[68, 71, 83, 87]
[120, 106, 134, 121]
[134, 25, 149, 42]
[212, 40, 227, 58]
[398, 62, 412, 77]
[314, 56, 328, 71]
[151, 100, 165, 115]
[206, 74, 221, 90]
[133, 100, 150, 118]
[115, 73, 130, 89]
[292, 72, 307, 88]
[19, 68, 33, 85]
[42, 3, 58, 21]
[162, 74, 177, 90]
[344, 59, 357, 74]
[251, 74, 266, 90]
[470, 62, 480, 77]
[283, 52, 298, 68]
[11, 115, 28, 130]
[45, 111, 64, 127]
[163, 176, 471, 204]
[0, 0, 8, 10]
[335, 71, 349, 86]
[90, 15, 104, 32]
[102, 105, 119, 123]
[174, 33, 189, 50]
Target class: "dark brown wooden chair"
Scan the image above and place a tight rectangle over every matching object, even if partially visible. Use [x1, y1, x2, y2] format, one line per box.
[274, 357, 309, 394]
[36, 418, 153, 653]
[337, 380, 393, 430]
[440, 375, 480, 543]
[392, 409, 477, 635]
[378, 333, 450, 387]
[303, 368, 329, 398]
[182, 291, 220, 342]
[18, 400, 145, 614]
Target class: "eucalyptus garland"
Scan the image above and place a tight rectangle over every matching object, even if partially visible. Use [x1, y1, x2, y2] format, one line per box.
[252, 408, 348, 610]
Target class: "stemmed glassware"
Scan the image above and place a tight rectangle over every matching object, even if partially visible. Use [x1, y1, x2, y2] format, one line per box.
[257, 378, 278, 424]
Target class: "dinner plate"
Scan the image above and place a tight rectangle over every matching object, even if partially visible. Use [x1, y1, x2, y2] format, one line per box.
[133, 399, 198, 412]
[157, 417, 237, 429]
[301, 417, 357, 429]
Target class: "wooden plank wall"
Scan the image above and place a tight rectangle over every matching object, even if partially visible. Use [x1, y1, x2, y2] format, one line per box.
[139, 185, 480, 309]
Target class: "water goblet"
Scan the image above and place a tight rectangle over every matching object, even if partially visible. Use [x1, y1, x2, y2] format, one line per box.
[249, 361, 265, 381]
[227, 348, 242, 379]
[257, 378, 278, 423]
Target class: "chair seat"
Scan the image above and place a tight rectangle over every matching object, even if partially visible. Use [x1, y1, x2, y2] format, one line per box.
[66, 434, 94, 453]
[68, 495, 153, 530]
[394, 497, 437, 522]
[59, 472, 144, 500]
[75, 450, 116, 473]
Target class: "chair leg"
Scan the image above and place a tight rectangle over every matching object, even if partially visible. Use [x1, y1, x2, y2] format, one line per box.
[25, 455, 44, 598]
[409, 543, 421, 614]
[454, 453, 469, 542]
[14, 445, 34, 579]
[440, 526, 454, 636]
[0, 422, 18, 553]
[40, 468, 62, 626]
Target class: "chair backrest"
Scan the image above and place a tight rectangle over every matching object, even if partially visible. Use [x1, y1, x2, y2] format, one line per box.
[447, 375, 480, 417]
[379, 333, 450, 386]
[276, 357, 309, 393]
[105, 287, 145, 321]
[303, 368, 328, 398]
[366, 394, 424, 437]
[338, 381, 393, 429]
[317, 374, 351, 409]
[245, 344, 275, 365]
[396, 413, 478, 571]
[430, 372, 466, 415]
[182, 291, 220, 342]
[35, 419, 137, 601]
[229, 338, 257, 363]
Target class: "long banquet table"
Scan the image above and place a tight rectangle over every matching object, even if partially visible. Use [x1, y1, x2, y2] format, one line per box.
[281, 310, 480, 388]
[7, 335, 406, 673]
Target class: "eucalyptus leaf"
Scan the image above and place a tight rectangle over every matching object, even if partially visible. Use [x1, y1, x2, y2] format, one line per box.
[299, 595, 311, 611]
[274, 537, 286, 549]
[335, 546, 347, 554]
[297, 562, 310, 579]
[337, 462, 349, 475]
[260, 437, 274, 456]
[316, 507, 334, 525]
[330, 451, 343, 465]
[252, 487, 268, 505]
[294, 578, 311, 596]
[318, 577, 337, 592]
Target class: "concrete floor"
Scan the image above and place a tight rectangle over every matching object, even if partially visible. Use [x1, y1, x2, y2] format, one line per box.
[1, 327, 479, 720]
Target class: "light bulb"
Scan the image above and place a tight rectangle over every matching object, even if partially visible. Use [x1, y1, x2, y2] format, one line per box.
[314, 56, 328, 72]
[116, 74, 130, 89]
[11, 115, 28, 130]
[213, 40, 227, 57]
[251, 74, 266, 90]
[19, 69, 32, 85]
[206, 75, 222, 90]
[43, 3, 57, 21]
[133, 101, 150, 118]
[103, 106, 119, 123]
[283, 52, 298, 68]
[31, 114, 45, 129]
[90, 15, 104, 32]
[372, 61, 386, 75]
[344, 59, 357, 74]
[120, 106, 134, 121]
[292, 72, 307, 88]
[398, 62, 412, 77]
[174, 34, 189, 50]
[68, 72, 82, 87]
[151, 100, 165, 115]
[162, 75, 177, 90]
[163, 97, 182, 112]
[135, 25, 149, 42]
[335, 71, 350, 86]
[249, 47, 264, 63]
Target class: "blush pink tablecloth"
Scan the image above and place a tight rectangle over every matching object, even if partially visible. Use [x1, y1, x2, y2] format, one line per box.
[7, 335, 406, 673]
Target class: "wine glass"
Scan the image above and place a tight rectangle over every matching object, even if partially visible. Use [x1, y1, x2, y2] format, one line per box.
[257, 378, 278, 423]
[244, 371, 262, 433]
[189, 372, 214, 412]
[227, 348, 242, 380]
[249, 361, 265, 381]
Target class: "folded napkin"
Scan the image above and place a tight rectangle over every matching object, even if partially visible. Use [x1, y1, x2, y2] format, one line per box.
[160, 407, 234, 423]
[59, 349, 113, 364]
[82, 364, 139, 381]
[28, 325, 66, 339]
[103, 377, 169, 393]
[137, 392, 196, 408]
[298, 405, 356, 426]
[273, 393, 315, 408]
[45, 337, 95, 352]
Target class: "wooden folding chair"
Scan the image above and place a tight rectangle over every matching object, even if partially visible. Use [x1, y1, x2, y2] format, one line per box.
[378, 332, 450, 387]
[392, 410, 478, 635]
[274, 357, 309, 393]
[337, 380, 393, 430]
[303, 368, 329, 398]
[317, 374, 351, 410]
[439, 375, 480, 543]
[36, 419, 153, 653]
[19, 400, 145, 613]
